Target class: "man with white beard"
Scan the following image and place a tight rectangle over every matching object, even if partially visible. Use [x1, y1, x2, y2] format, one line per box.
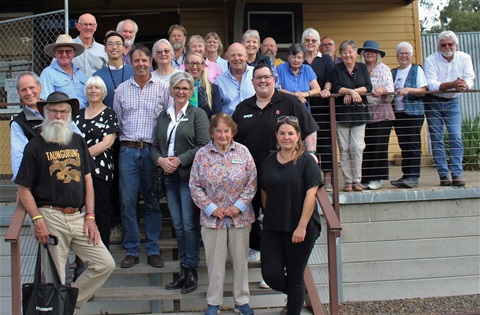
[116, 19, 138, 65]
[15, 91, 115, 310]
[424, 30, 475, 187]
[168, 24, 187, 68]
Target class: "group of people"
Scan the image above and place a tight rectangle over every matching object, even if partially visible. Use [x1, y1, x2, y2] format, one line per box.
[9, 12, 474, 314]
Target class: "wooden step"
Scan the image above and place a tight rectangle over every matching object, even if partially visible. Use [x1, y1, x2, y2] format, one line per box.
[93, 282, 278, 302]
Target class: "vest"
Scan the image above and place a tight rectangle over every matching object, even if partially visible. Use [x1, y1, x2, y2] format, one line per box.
[392, 65, 424, 116]
[10, 107, 43, 140]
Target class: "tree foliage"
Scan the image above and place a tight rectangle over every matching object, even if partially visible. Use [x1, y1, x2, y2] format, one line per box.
[427, 0, 480, 32]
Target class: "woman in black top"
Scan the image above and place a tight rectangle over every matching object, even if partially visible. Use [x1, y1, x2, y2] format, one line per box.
[330, 40, 373, 192]
[260, 116, 323, 315]
[76, 76, 120, 249]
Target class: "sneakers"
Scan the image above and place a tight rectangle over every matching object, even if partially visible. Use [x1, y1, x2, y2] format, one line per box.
[205, 304, 220, 315]
[324, 183, 333, 192]
[367, 180, 383, 190]
[247, 249, 260, 263]
[110, 224, 123, 244]
[391, 177, 419, 188]
[234, 303, 254, 315]
[259, 280, 270, 289]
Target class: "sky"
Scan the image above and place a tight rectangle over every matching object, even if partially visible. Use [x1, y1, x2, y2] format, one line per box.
[419, 0, 449, 29]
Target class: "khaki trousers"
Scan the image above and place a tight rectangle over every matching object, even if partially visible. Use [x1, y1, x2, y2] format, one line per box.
[38, 207, 115, 309]
[201, 225, 251, 306]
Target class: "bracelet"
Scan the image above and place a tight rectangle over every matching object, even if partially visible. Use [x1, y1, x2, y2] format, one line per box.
[324, 87, 330, 91]
[307, 91, 311, 97]
[32, 215, 43, 222]
[307, 150, 316, 154]
[85, 213, 95, 220]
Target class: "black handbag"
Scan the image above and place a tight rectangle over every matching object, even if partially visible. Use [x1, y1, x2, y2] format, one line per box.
[22, 244, 79, 315]
[151, 167, 166, 199]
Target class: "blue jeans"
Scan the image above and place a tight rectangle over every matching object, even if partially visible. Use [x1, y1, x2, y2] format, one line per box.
[119, 145, 161, 257]
[425, 97, 463, 178]
[164, 171, 200, 269]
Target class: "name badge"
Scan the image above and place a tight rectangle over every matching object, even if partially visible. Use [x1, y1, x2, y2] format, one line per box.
[179, 117, 189, 122]
[232, 159, 243, 164]
[243, 114, 253, 119]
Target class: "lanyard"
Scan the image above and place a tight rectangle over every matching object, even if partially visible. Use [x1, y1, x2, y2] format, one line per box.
[107, 65, 125, 89]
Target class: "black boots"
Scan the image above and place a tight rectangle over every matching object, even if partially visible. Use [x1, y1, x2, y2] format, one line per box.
[181, 267, 198, 294]
[165, 266, 187, 290]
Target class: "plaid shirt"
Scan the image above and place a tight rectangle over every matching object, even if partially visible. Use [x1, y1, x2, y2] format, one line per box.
[113, 75, 173, 143]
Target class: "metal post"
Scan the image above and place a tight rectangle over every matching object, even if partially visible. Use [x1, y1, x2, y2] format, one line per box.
[64, 0, 69, 34]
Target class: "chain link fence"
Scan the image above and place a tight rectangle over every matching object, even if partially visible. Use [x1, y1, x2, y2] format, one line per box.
[0, 10, 65, 182]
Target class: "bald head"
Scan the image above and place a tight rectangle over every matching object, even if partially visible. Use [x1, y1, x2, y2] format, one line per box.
[76, 13, 97, 43]
[226, 43, 248, 74]
[261, 37, 278, 58]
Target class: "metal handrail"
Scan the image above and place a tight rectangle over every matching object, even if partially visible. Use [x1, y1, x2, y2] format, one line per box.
[5, 202, 27, 315]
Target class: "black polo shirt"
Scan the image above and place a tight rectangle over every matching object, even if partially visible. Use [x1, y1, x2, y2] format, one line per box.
[232, 90, 318, 172]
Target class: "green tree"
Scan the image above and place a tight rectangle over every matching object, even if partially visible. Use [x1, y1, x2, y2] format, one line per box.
[429, 0, 480, 32]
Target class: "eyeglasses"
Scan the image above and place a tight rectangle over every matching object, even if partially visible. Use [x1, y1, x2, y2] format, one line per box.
[277, 116, 299, 123]
[107, 41, 123, 47]
[353, 102, 366, 107]
[253, 75, 274, 81]
[186, 62, 204, 67]
[77, 22, 97, 28]
[55, 49, 75, 56]
[397, 52, 411, 56]
[364, 50, 377, 54]
[440, 42, 455, 48]
[321, 42, 334, 47]
[156, 49, 171, 55]
[46, 108, 71, 116]
[174, 87, 191, 93]
[304, 39, 318, 44]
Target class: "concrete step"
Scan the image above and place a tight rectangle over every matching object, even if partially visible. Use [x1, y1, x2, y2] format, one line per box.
[93, 282, 278, 302]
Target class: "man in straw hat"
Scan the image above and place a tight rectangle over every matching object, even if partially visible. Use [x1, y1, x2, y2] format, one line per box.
[40, 34, 88, 109]
[15, 91, 115, 309]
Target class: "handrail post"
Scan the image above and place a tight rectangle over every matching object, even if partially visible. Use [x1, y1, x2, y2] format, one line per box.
[6, 203, 28, 315]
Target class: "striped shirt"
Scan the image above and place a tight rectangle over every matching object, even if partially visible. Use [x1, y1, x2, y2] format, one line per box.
[113, 75, 173, 143]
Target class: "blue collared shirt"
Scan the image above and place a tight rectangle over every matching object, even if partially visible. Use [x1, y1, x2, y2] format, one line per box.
[72, 36, 108, 77]
[40, 60, 88, 109]
[215, 65, 255, 115]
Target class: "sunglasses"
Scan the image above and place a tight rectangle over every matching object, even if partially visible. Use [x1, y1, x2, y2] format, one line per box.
[277, 116, 299, 123]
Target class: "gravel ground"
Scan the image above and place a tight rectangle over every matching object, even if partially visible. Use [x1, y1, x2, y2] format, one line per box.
[322, 294, 480, 315]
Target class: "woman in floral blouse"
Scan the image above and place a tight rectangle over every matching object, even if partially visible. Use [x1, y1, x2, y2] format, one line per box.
[189, 113, 257, 315]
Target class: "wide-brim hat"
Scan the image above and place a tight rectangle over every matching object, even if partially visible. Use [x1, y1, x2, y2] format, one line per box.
[358, 40, 386, 58]
[37, 92, 80, 118]
[44, 34, 85, 58]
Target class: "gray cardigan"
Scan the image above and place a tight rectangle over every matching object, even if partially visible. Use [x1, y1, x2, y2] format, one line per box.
[150, 104, 210, 181]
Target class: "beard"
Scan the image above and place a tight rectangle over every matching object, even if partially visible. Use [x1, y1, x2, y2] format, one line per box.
[172, 41, 185, 51]
[42, 116, 73, 145]
[124, 37, 135, 48]
[323, 50, 332, 56]
[441, 50, 454, 58]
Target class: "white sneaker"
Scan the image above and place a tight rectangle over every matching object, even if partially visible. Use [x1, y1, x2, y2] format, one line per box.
[247, 249, 261, 263]
[259, 280, 270, 289]
[367, 180, 383, 190]
[110, 224, 123, 244]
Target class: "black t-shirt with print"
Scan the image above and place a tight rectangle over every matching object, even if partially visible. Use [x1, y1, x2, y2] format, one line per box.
[15, 133, 91, 208]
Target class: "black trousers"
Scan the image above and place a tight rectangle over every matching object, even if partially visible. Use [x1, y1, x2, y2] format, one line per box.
[261, 222, 320, 315]
[92, 177, 114, 249]
[393, 111, 424, 178]
[249, 191, 262, 251]
[362, 120, 394, 183]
